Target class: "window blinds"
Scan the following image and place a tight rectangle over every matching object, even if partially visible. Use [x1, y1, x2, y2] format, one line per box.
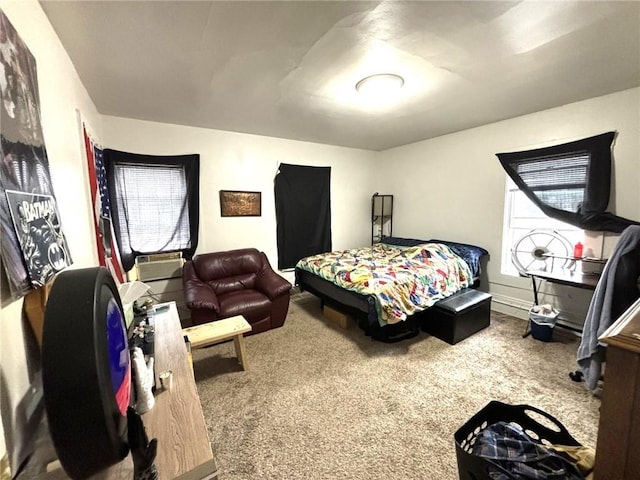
[113, 163, 190, 253]
[514, 152, 588, 212]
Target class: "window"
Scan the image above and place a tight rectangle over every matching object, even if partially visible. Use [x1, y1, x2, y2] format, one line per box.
[497, 131, 637, 233]
[498, 131, 640, 275]
[104, 149, 199, 271]
[113, 163, 189, 251]
[502, 177, 582, 277]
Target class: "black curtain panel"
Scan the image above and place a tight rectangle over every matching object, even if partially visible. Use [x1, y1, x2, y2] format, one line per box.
[275, 163, 332, 269]
[497, 132, 639, 233]
[104, 149, 199, 271]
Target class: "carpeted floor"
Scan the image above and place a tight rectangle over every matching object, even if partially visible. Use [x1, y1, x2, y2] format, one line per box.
[192, 292, 601, 479]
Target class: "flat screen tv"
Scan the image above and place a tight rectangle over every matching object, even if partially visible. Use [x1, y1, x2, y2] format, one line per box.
[42, 267, 130, 479]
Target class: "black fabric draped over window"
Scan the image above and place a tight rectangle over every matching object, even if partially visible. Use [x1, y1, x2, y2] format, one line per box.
[104, 149, 199, 271]
[497, 132, 639, 233]
[275, 163, 331, 269]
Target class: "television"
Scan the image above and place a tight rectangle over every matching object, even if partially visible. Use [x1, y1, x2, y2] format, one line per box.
[42, 267, 130, 479]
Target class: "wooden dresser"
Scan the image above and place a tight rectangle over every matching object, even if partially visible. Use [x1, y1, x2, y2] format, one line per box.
[594, 299, 640, 480]
[138, 302, 216, 479]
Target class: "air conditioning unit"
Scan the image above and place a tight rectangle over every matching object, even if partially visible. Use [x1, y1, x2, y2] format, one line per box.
[134, 252, 183, 282]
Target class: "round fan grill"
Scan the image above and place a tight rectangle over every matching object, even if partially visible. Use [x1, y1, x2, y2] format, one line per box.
[511, 229, 574, 275]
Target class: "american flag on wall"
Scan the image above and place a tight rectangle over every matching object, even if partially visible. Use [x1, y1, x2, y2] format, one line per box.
[83, 126, 125, 283]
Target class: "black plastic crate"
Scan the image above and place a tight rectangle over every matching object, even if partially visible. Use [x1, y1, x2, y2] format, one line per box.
[454, 400, 582, 480]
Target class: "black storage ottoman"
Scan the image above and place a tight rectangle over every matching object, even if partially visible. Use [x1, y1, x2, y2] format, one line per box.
[455, 401, 583, 480]
[422, 289, 491, 344]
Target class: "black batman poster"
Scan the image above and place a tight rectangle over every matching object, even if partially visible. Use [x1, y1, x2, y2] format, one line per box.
[0, 10, 72, 298]
[5, 190, 71, 288]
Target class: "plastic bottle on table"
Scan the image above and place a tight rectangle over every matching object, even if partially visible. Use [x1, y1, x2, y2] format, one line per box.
[573, 242, 584, 259]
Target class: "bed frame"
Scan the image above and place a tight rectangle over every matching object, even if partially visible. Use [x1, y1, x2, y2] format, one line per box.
[295, 267, 428, 342]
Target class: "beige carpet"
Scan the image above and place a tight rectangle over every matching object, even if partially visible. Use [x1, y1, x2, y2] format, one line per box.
[192, 293, 601, 479]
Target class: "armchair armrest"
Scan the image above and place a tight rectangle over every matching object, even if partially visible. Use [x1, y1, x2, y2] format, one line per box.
[183, 261, 220, 313]
[255, 255, 292, 300]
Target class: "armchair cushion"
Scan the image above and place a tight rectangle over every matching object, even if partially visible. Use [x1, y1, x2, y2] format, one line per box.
[218, 290, 271, 323]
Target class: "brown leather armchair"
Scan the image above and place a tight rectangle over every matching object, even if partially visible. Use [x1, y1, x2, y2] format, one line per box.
[183, 248, 292, 334]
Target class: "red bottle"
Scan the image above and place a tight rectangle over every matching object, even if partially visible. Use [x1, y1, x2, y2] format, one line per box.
[573, 242, 584, 259]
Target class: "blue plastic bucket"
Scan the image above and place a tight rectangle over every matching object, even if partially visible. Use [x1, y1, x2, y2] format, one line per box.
[529, 307, 558, 342]
[530, 320, 554, 342]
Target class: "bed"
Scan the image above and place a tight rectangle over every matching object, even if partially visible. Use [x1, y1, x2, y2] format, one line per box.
[295, 237, 489, 342]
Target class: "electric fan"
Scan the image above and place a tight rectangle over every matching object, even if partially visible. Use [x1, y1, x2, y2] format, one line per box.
[510, 229, 574, 275]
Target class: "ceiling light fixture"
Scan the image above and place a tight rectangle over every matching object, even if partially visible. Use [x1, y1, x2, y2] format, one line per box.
[355, 73, 405, 97]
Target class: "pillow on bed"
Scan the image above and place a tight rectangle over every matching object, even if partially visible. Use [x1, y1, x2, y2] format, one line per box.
[381, 236, 488, 277]
[427, 239, 488, 278]
[380, 236, 427, 247]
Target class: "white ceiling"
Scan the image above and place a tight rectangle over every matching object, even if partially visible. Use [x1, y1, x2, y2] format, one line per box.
[40, 1, 640, 151]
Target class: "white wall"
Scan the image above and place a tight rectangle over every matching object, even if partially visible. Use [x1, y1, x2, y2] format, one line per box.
[0, 0, 102, 471]
[379, 87, 640, 324]
[102, 116, 379, 283]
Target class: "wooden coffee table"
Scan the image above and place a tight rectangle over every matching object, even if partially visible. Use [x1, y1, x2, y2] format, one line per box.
[183, 315, 253, 370]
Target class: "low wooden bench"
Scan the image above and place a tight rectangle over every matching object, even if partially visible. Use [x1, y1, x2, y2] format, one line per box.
[183, 315, 252, 370]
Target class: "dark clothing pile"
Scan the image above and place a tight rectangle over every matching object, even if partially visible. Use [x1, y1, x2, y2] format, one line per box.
[471, 422, 592, 479]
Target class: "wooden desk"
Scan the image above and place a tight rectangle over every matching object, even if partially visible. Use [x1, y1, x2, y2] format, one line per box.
[525, 268, 600, 304]
[594, 300, 640, 479]
[33, 302, 216, 480]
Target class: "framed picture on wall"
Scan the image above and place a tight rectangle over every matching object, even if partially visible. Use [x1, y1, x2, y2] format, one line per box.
[219, 190, 261, 217]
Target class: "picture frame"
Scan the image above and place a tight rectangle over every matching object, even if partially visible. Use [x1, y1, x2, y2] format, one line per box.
[219, 190, 262, 217]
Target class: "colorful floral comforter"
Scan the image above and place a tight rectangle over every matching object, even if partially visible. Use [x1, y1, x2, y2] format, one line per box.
[296, 243, 472, 326]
